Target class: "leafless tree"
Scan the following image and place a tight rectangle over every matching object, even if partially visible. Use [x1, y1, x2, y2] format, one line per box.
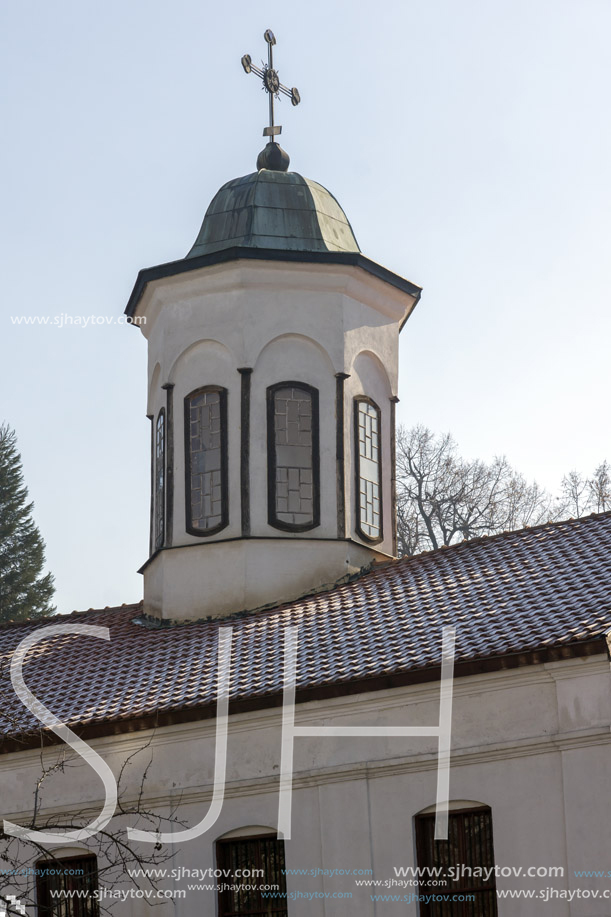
[396, 425, 557, 556]
[588, 461, 611, 512]
[560, 470, 590, 519]
[559, 462, 611, 517]
[0, 672, 185, 916]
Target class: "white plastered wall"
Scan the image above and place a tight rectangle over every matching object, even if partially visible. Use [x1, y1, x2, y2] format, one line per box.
[2, 657, 610, 916]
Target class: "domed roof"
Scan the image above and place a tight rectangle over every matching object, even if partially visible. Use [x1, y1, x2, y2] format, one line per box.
[187, 168, 360, 259]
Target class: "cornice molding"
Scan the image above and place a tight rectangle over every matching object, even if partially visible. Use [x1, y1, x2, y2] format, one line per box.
[4, 726, 609, 824]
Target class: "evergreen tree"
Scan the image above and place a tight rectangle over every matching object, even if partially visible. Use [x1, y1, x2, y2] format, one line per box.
[0, 423, 55, 622]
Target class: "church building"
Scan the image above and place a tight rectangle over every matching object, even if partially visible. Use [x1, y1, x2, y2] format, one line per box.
[1, 31, 611, 917]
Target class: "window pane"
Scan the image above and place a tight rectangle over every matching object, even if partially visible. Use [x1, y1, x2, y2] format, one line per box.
[37, 856, 99, 917]
[217, 835, 288, 917]
[154, 409, 165, 549]
[270, 385, 318, 530]
[415, 808, 498, 917]
[186, 388, 227, 534]
[356, 400, 381, 540]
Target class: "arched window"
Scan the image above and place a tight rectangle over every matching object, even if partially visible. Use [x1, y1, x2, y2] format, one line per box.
[267, 382, 320, 531]
[185, 386, 228, 535]
[355, 397, 382, 542]
[154, 408, 165, 550]
[37, 854, 99, 917]
[216, 833, 287, 917]
[415, 805, 498, 916]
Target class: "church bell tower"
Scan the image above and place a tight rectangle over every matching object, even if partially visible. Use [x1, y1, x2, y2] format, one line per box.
[124, 31, 421, 621]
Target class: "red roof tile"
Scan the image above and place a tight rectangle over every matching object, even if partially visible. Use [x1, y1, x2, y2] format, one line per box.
[1, 512, 610, 740]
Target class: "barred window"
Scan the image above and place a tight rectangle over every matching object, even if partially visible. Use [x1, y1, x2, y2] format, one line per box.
[36, 855, 99, 917]
[216, 834, 287, 917]
[355, 398, 382, 542]
[415, 806, 498, 916]
[267, 383, 319, 531]
[185, 386, 228, 535]
[154, 408, 165, 549]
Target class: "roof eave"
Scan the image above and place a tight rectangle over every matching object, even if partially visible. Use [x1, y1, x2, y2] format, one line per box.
[124, 247, 422, 319]
[1, 634, 606, 755]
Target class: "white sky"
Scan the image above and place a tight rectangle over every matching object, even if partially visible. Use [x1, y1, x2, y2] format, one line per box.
[1, 0, 610, 614]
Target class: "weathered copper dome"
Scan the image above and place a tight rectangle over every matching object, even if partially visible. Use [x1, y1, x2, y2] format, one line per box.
[187, 167, 360, 258]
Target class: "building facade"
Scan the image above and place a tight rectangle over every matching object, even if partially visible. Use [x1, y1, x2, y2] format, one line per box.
[1, 140, 611, 917]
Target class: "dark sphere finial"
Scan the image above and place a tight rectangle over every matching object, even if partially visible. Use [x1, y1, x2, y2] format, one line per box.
[257, 141, 290, 172]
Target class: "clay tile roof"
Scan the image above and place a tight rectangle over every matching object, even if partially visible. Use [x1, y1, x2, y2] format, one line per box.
[1, 512, 611, 741]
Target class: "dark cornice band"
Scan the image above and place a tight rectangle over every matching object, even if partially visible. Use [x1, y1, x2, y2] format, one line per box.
[124, 247, 422, 318]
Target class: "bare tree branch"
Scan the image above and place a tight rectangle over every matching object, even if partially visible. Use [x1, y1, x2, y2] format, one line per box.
[396, 425, 559, 555]
[0, 716, 186, 915]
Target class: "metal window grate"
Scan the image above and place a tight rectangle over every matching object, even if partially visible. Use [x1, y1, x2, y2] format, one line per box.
[216, 835, 288, 917]
[36, 855, 99, 917]
[415, 807, 498, 917]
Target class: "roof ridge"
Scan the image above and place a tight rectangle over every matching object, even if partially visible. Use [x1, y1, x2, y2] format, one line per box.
[0, 601, 143, 632]
[0, 518, 610, 738]
[392, 510, 611, 567]
[2, 514, 611, 631]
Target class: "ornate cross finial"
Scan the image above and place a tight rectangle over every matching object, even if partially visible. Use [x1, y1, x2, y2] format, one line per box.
[241, 30, 300, 171]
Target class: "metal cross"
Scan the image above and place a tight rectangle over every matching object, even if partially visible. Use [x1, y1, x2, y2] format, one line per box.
[241, 29, 300, 140]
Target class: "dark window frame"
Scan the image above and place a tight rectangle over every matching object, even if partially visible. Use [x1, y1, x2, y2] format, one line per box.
[267, 381, 320, 533]
[414, 805, 498, 917]
[184, 385, 229, 537]
[154, 407, 166, 550]
[36, 854, 99, 917]
[354, 396, 383, 544]
[216, 832, 288, 917]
